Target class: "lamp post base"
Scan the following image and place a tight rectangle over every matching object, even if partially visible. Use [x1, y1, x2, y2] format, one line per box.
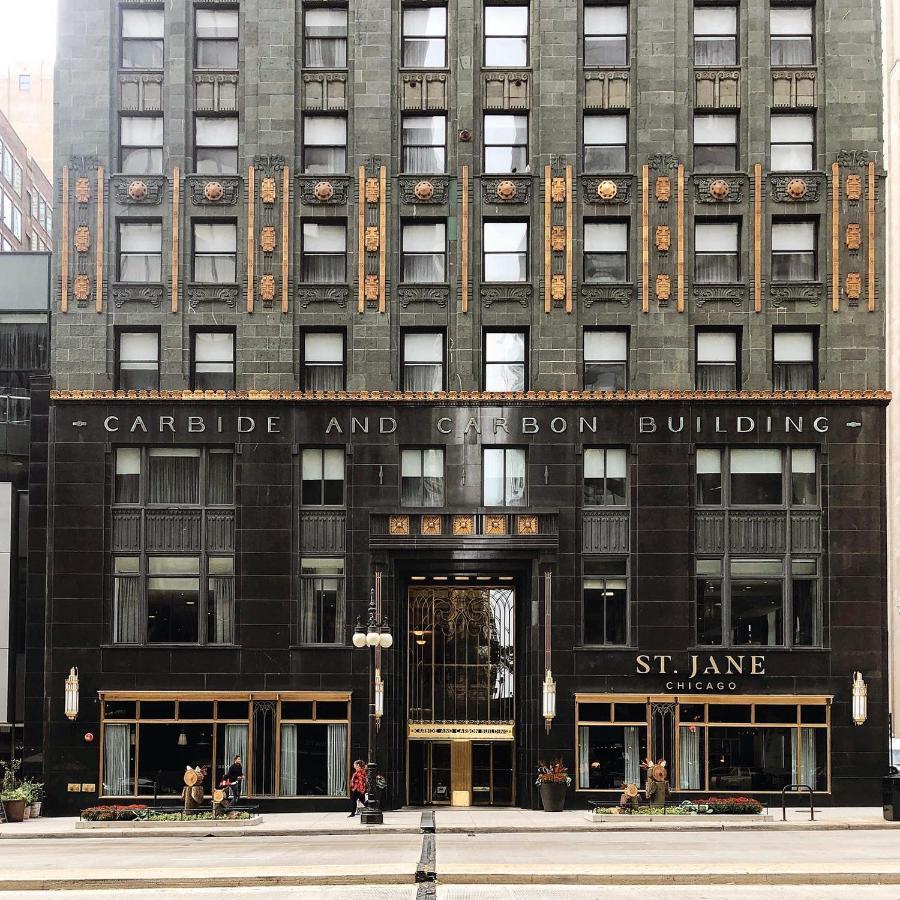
[359, 807, 384, 825]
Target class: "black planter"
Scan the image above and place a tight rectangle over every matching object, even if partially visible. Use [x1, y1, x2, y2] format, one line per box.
[539, 781, 567, 812]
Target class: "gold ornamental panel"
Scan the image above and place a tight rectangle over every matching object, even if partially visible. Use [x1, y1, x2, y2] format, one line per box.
[259, 274, 276, 301]
[484, 515, 507, 535]
[364, 226, 380, 252]
[74, 177, 92, 204]
[846, 223, 862, 251]
[408, 722, 514, 741]
[365, 177, 380, 203]
[452, 515, 474, 536]
[421, 515, 442, 536]
[364, 274, 379, 301]
[845, 272, 862, 299]
[550, 226, 566, 252]
[655, 273, 672, 301]
[655, 225, 671, 252]
[260, 226, 277, 253]
[73, 226, 91, 253]
[845, 173, 862, 201]
[260, 177, 277, 204]
[516, 515, 538, 535]
[550, 177, 566, 202]
[389, 515, 410, 536]
[655, 176, 671, 203]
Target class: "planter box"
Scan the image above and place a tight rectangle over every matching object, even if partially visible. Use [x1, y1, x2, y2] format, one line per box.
[539, 782, 568, 812]
[583, 811, 773, 823]
[76, 815, 263, 829]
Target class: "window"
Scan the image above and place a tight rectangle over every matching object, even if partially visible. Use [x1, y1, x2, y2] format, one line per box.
[402, 331, 444, 391]
[301, 448, 345, 506]
[300, 559, 345, 644]
[402, 115, 446, 173]
[484, 4, 528, 66]
[11, 206, 21, 242]
[584, 448, 627, 506]
[483, 220, 528, 281]
[116, 329, 160, 391]
[401, 448, 445, 507]
[584, 329, 627, 390]
[18, 74, 30, 91]
[773, 330, 815, 390]
[771, 219, 816, 281]
[790, 447, 817, 506]
[583, 559, 628, 645]
[584, 115, 627, 172]
[770, 114, 814, 171]
[402, 222, 446, 282]
[301, 223, 346, 282]
[1, 149, 11, 183]
[303, 116, 347, 174]
[484, 330, 526, 391]
[120, 116, 164, 174]
[696, 448, 722, 505]
[584, 221, 628, 282]
[694, 220, 739, 282]
[483, 447, 526, 506]
[12, 163, 22, 196]
[731, 448, 782, 505]
[195, 8, 239, 69]
[193, 221, 237, 283]
[696, 330, 738, 390]
[118, 221, 162, 282]
[29, 192, 37, 219]
[402, 6, 447, 67]
[191, 330, 235, 390]
[771, 6, 813, 65]
[697, 446, 817, 508]
[304, 7, 348, 67]
[195, 116, 238, 175]
[121, 7, 164, 69]
[484, 114, 528, 174]
[693, 114, 737, 172]
[584, 5, 627, 66]
[693, 4, 736, 65]
[45, 207, 52, 234]
[302, 331, 344, 391]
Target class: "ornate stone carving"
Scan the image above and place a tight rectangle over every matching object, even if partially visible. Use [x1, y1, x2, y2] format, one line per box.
[298, 176, 350, 206]
[73, 274, 91, 301]
[259, 274, 277, 302]
[399, 176, 449, 205]
[583, 70, 630, 109]
[550, 177, 566, 202]
[772, 70, 816, 109]
[73, 226, 91, 253]
[845, 272, 862, 300]
[769, 282, 823, 307]
[260, 177, 277, 204]
[770, 174, 822, 203]
[311, 181, 334, 201]
[846, 174, 862, 201]
[496, 180, 518, 200]
[112, 284, 164, 308]
[421, 515, 442, 536]
[836, 150, 869, 168]
[204, 181, 225, 202]
[648, 153, 679, 170]
[452, 515, 474, 536]
[364, 274, 379, 301]
[111, 176, 165, 205]
[694, 69, 740, 109]
[482, 177, 530, 204]
[365, 178, 380, 203]
[709, 179, 731, 200]
[655, 274, 672, 301]
[484, 515, 507, 535]
[364, 226, 380, 252]
[693, 284, 745, 307]
[297, 285, 349, 308]
[582, 176, 632, 204]
[516, 515, 538, 536]
[260, 226, 277, 253]
[786, 178, 808, 199]
[413, 180, 434, 200]
[655, 176, 671, 203]
[695, 175, 746, 203]
[398, 286, 450, 308]
[597, 179, 618, 200]
[846, 223, 862, 251]
[550, 275, 566, 301]
[551, 226, 566, 252]
[581, 284, 633, 307]
[389, 515, 410, 536]
[186, 284, 239, 310]
[480, 284, 531, 308]
[655, 226, 671, 252]
[188, 176, 241, 206]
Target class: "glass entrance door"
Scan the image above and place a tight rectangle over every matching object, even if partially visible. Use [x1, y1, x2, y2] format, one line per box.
[410, 739, 514, 806]
[472, 741, 514, 805]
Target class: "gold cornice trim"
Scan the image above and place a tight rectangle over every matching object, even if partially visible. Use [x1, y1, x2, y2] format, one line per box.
[378, 165, 387, 314]
[753, 163, 762, 314]
[676, 163, 684, 313]
[461, 165, 469, 314]
[281, 165, 290, 314]
[543, 164, 552, 314]
[641, 164, 649, 314]
[60, 166, 69, 314]
[357, 164, 365, 314]
[95, 166, 104, 314]
[246, 165, 255, 313]
[565, 163, 573, 314]
[831, 162, 840, 313]
[171, 166, 180, 313]
[868, 160, 876, 312]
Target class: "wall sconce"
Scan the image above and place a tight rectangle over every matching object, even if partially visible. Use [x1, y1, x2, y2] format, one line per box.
[542, 669, 556, 733]
[64, 667, 79, 721]
[374, 669, 384, 721]
[852, 671, 868, 726]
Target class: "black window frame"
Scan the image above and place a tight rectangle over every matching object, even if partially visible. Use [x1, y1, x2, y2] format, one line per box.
[483, 2, 530, 68]
[770, 3, 815, 66]
[583, 218, 629, 283]
[481, 445, 528, 507]
[772, 327, 817, 391]
[300, 327, 346, 391]
[692, 1, 738, 66]
[190, 326, 236, 391]
[583, 112, 628, 173]
[298, 557, 346, 646]
[482, 218, 529, 283]
[770, 216, 818, 282]
[483, 327, 528, 392]
[582, 557, 630, 647]
[693, 112, 738, 173]
[116, 217, 164, 284]
[115, 326, 161, 391]
[301, 446, 346, 507]
[401, 219, 448, 283]
[769, 112, 815, 173]
[302, 114, 348, 175]
[400, 446, 446, 508]
[695, 327, 741, 391]
[483, 113, 529, 175]
[401, 114, 448, 175]
[191, 218, 238, 284]
[193, 113, 239, 176]
[194, 5, 240, 70]
[302, 5, 349, 68]
[119, 114, 164, 175]
[583, 2, 629, 68]
[583, 327, 628, 391]
[300, 220, 348, 283]
[120, 4, 165, 70]
[694, 218, 740, 284]
[401, 3, 448, 68]
[401, 328, 446, 392]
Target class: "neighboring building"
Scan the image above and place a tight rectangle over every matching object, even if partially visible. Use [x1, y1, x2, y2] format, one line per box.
[34, 0, 887, 812]
[0, 61, 54, 178]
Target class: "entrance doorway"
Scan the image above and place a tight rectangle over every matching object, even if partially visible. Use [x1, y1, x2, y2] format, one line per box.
[408, 739, 514, 806]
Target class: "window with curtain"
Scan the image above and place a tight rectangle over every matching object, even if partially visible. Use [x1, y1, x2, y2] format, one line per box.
[694, 221, 739, 282]
[584, 448, 628, 506]
[584, 5, 627, 66]
[148, 448, 201, 504]
[301, 447, 345, 505]
[577, 723, 647, 789]
[791, 447, 817, 505]
[402, 331, 444, 391]
[584, 114, 627, 172]
[484, 330, 526, 391]
[300, 558, 345, 644]
[118, 222, 162, 283]
[121, 7, 164, 69]
[120, 116, 164, 174]
[402, 115, 447, 174]
[116, 330, 159, 390]
[696, 330, 738, 390]
[301, 223, 346, 282]
[696, 448, 722, 505]
[114, 556, 143, 643]
[401, 447, 445, 507]
[693, 113, 737, 172]
[303, 116, 347, 173]
[771, 6, 813, 65]
[584, 221, 628, 282]
[103, 723, 135, 795]
[584, 329, 627, 390]
[304, 8, 348, 67]
[583, 558, 628, 645]
[195, 116, 239, 175]
[483, 447, 526, 506]
[192, 330, 235, 390]
[279, 723, 348, 796]
[771, 114, 814, 171]
[0, 323, 48, 382]
[207, 557, 235, 644]
[730, 447, 783, 504]
[402, 6, 447, 67]
[771, 220, 816, 281]
[402, 222, 446, 282]
[483, 221, 528, 282]
[192, 222, 237, 283]
[147, 556, 202, 643]
[302, 331, 344, 390]
[773, 330, 815, 390]
[484, 4, 528, 66]
[195, 8, 239, 69]
[693, 4, 736, 65]
[484, 115, 528, 174]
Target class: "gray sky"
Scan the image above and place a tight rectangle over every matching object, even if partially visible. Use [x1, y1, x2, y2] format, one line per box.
[0, 0, 57, 63]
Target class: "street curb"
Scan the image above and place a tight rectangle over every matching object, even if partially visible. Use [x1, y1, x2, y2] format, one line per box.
[0, 875, 419, 891]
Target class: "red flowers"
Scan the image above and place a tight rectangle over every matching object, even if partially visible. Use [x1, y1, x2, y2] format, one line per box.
[701, 796, 764, 814]
[81, 804, 148, 821]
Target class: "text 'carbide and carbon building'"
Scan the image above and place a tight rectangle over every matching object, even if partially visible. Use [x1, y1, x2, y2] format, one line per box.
[33, 0, 888, 812]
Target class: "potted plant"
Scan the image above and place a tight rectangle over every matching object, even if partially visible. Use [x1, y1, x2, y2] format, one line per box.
[28, 782, 44, 818]
[535, 760, 571, 812]
[1, 760, 27, 823]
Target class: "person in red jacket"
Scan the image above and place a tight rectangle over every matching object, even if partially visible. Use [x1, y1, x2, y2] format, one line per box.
[349, 759, 367, 817]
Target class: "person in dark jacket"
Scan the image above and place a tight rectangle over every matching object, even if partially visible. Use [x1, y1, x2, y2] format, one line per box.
[225, 755, 244, 803]
[349, 759, 367, 817]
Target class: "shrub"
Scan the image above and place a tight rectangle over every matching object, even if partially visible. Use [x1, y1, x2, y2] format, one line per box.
[700, 796, 764, 815]
[535, 760, 572, 787]
[81, 804, 148, 821]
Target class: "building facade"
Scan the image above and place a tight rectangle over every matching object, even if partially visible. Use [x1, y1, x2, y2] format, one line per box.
[0, 60, 55, 179]
[35, 0, 888, 811]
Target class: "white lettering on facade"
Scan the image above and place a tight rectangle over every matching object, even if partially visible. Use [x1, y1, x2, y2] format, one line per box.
[188, 416, 206, 433]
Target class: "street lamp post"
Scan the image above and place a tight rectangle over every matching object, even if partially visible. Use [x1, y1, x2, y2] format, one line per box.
[352, 587, 393, 825]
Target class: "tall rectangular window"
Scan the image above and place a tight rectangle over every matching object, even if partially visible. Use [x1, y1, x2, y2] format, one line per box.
[483, 220, 528, 281]
[193, 222, 237, 283]
[402, 6, 447, 67]
[402, 115, 446, 174]
[696, 330, 738, 390]
[583, 559, 628, 645]
[302, 331, 345, 391]
[730, 448, 783, 505]
[730, 558, 784, 646]
[771, 6, 813, 65]
[584, 221, 628, 282]
[300, 559, 345, 644]
[303, 116, 347, 174]
[770, 114, 814, 171]
[195, 116, 239, 175]
[483, 447, 526, 506]
[584, 329, 627, 391]
[401, 448, 445, 507]
[693, 4, 737, 65]
[301, 223, 346, 282]
[301, 448, 345, 506]
[694, 220, 739, 282]
[118, 221, 162, 282]
[693, 114, 737, 172]
[773, 330, 815, 391]
[402, 222, 446, 282]
[192, 330, 235, 390]
[195, 8, 239, 69]
[484, 4, 528, 66]
[121, 7, 164, 69]
[791, 447, 817, 506]
[584, 448, 628, 506]
[584, 114, 627, 172]
[484, 114, 528, 174]
[584, 5, 627, 66]
[696, 448, 722, 505]
[771, 219, 816, 281]
[120, 117, 164, 174]
[116, 330, 160, 391]
[304, 8, 348, 67]
[484, 330, 526, 391]
[402, 331, 444, 391]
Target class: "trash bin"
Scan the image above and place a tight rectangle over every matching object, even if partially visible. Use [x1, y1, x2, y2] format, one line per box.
[883, 774, 900, 821]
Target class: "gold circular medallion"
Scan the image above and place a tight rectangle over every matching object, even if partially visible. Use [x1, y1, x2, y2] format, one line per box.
[413, 180, 435, 201]
[313, 181, 335, 201]
[597, 179, 619, 201]
[709, 179, 731, 200]
[496, 180, 518, 200]
[204, 181, 225, 202]
[786, 178, 808, 199]
[127, 180, 149, 201]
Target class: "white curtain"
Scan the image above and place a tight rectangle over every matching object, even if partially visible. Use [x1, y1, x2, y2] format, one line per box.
[578, 726, 590, 789]
[327, 724, 348, 796]
[678, 726, 701, 789]
[224, 723, 248, 790]
[280, 725, 298, 795]
[210, 576, 234, 644]
[793, 727, 818, 788]
[624, 726, 642, 785]
[506, 449, 526, 506]
[148, 448, 201, 504]
[113, 575, 142, 643]
[104, 724, 132, 796]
